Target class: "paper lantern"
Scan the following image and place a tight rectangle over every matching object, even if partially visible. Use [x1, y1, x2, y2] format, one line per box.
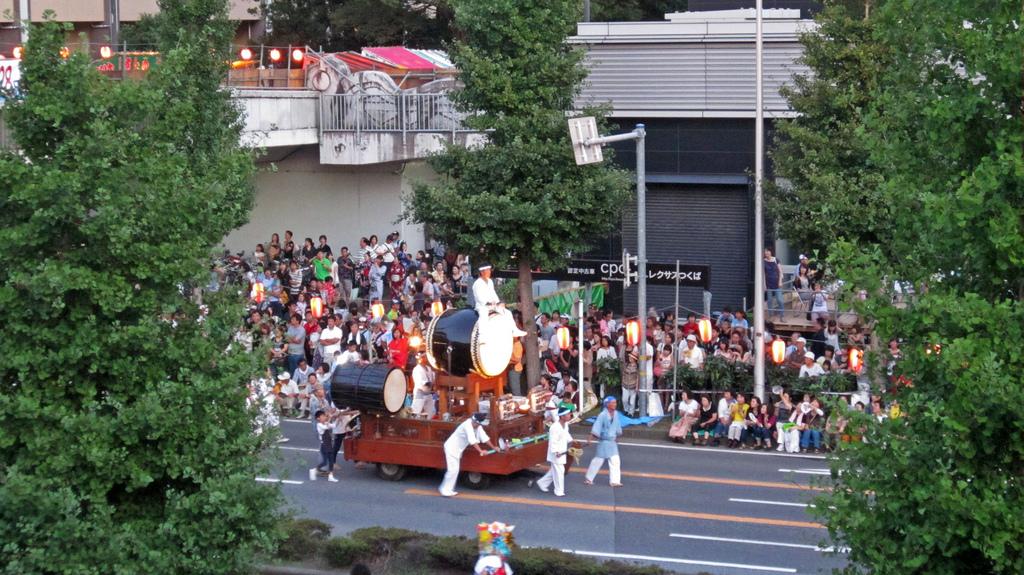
[848, 348, 863, 373]
[625, 319, 640, 347]
[310, 296, 324, 319]
[408, 335, 423, 350]
[556, 326, 571, 351]
[371, 302, 385, 320]
[12, 46, 22, 60]
[239, 47, 253, 60]
[250, 282, 265, 303]
[269, 48, 282, 62]
[291, 48, 304, 63]
[771, 339, 786, 365]
[99, 45, 112, 59]
[698, 318, 713, 344]
[60, 46, 69, 59]
[431, 300, 445, 317]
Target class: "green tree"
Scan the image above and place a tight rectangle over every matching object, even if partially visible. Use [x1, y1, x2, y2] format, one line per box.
[804, 1, 1024, 573]
[767, 0, 892, 257]
[261, 0, 454, 52]
[589, 0, 688, 22]
[0, 2, 281, 573]
[405, 0, 632, 384]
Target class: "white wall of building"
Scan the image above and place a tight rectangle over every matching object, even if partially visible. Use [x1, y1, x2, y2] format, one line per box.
[221, 146, 435, 257]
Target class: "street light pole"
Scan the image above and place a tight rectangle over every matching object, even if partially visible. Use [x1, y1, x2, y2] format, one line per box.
[635, 124, 648, 417]
[568, 119, 647, 414]
[752, 0, 766, 403]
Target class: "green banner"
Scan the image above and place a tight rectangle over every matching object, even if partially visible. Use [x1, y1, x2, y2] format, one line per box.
[537, 284, 605, 317]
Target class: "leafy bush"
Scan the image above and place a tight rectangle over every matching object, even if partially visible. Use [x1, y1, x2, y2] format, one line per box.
[426, 535, 478, 570]
[276, 518, 332, 561]
[512, 547, 674, 575]
[323, 536, 372, 568]
[349, 526, 421, 554]
[669, 357, 857, 398]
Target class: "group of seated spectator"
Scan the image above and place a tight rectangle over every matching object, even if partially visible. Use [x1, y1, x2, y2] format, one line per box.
[667, 389, 901, 453]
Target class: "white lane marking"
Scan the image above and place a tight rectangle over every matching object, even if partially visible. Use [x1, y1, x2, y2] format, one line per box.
[283, 418, 310, 423]
[618, 441, 827, 460]
[563, 549, 796, 573]
[278, 446, 320, 452]
[255, 477, 304, 485]
[729, 497, 811, 508]
[778, 468, 831, 476]
[671, 533, 848, 553]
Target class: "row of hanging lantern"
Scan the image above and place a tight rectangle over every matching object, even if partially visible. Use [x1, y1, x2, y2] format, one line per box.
[4, 45, 114, 60]
[236, 46, 305, 65]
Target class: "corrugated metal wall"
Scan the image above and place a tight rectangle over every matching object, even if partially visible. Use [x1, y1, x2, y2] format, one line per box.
[578, 42, 806, 114]
[621, 185, 752, 316]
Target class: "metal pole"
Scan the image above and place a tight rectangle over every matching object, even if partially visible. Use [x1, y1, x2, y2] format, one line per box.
[672, 259, 680, 421]
[583, 0, 591, 22]
[636, 123, 649, 417]
[110, 0, 120, 50]
[578, 296, 585, 414]
[753, 0, 767, 403]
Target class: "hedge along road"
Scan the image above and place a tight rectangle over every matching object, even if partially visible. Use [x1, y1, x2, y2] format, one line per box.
[265, 418, 847, 575]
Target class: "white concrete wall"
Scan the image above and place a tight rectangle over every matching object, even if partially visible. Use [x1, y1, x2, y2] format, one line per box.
[221, 146, 437, 257]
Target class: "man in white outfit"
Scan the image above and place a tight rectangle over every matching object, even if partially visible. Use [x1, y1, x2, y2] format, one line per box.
[472, 263, 528, 338]
[536, 407, 572, 497]
[439, 413, 500, 497]
[410, 352, 436, 417]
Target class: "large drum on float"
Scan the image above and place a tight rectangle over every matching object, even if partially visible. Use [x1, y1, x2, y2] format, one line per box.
[331, 364, 407, 414]
[424, 308, 513, 377]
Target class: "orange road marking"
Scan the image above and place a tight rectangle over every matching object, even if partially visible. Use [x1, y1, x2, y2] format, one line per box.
[568, 468, 827, 492]
[404, 488, 824, 529]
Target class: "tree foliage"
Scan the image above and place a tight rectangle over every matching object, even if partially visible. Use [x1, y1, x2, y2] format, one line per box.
[798, 1, 1024, 573]
[0, 2, 281, 573]
[404, 0, 632, 384]
[261, 0, 454, 52]
[767, 1, 892, 257]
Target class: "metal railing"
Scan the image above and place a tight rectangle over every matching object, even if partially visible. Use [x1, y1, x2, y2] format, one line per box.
[320, 93, 471, 134]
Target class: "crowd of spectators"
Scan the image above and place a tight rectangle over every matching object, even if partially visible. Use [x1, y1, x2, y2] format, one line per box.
[234, 229, 900, 457]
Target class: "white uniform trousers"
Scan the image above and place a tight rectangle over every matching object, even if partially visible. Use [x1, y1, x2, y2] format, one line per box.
[411, 396, 435, 417]
[536, 461, 565, 496]
[439, 452, 461, 496]
[584, 455, 621, 485]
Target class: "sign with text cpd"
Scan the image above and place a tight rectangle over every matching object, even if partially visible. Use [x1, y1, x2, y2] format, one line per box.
[496, 259, 710, 289]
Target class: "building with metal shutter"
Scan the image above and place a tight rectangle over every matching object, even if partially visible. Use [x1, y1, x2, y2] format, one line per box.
[571, 9, 813, 317]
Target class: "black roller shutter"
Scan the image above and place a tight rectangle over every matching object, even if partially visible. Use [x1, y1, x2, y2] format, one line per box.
[621, 184, 752, 317]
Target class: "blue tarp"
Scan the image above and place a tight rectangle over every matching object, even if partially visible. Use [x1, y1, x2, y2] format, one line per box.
[585, 413, 664, 428]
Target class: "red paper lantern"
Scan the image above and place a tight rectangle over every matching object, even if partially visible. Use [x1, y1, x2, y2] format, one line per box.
[239, 47, 253, 60]
[698, 318, 713, 344]
[310, 296, 324, 319]
[848, 347, 863, 373]
[291, 48, 304, 63]
[99, 45, 112, 59]
[771, 339, 786, 365]
[431, 300, 445, 317]
[269, 48, 282, 62]
[556, 326, 571, 351]
[12, 46, 22, 60]
[625, 319, 640, 347]
[371, 302, 385, 320]
[250, 282, 265, 303]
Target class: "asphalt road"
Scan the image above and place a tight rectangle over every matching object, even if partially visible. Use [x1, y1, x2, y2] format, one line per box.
[264, 418, 847, 575]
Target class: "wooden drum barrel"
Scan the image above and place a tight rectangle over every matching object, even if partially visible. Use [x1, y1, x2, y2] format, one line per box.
[424, 308, 512, 377]
[331, 364, 407, 414]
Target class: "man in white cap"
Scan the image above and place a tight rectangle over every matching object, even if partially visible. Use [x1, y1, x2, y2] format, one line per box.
[439, 413, 501, 497]
[535, 406, 573, 497]
[410, 352, 436, 417]
[799, 351, 825, 378]
[472, 263, 528, 338]
[679, 334, 705, 370]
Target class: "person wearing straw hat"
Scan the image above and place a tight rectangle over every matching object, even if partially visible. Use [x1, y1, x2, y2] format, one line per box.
[535, 406, 573, 496]
[472, 263, 528, 338]
[584, 396, 623, 487]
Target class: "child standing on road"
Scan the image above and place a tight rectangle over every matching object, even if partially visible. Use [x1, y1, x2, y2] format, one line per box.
[309, 410, 338, 482]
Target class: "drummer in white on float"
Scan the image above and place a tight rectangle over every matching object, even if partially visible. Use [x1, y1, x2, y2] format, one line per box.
[410, 352, 436, 417]
[472, 263, 528, 339]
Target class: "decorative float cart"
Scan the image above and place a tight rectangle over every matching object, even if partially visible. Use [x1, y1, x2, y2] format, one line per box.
[333, 309, 549, 489]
